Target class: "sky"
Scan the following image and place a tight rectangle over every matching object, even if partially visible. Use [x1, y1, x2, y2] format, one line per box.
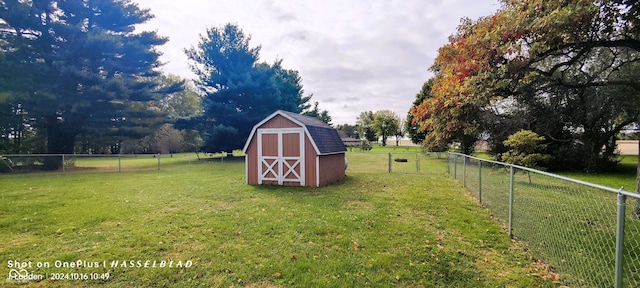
[133, 0, 501, 125]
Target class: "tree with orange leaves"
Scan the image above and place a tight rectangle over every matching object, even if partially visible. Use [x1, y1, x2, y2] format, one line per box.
[412, 0, 640, 169]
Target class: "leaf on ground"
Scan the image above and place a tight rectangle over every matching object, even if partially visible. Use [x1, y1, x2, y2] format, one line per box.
[351, 239, 360, 251]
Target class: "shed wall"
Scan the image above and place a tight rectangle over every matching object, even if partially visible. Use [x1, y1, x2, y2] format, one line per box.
[304, 136, 317, 186]
[318, 153, 346, 186]
[246, 138, 259, 185]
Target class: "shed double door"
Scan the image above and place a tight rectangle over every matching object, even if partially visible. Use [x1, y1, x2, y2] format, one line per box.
[257, 128, 305, 186]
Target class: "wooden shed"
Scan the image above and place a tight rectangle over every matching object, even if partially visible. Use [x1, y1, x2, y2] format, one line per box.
[242, 110, 347, 187]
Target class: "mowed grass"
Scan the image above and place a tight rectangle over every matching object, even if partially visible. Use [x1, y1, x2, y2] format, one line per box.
[557, 155, 638, 192]
[0, 153, 557, 287]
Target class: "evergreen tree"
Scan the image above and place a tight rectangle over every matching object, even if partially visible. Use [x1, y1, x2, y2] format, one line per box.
[184, 23, 312, 152]
[303, 101, 332, 125]
[0, 0, 168, 167]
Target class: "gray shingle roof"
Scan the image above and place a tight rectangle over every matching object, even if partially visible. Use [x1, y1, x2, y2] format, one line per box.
[277, 110, 347, 155]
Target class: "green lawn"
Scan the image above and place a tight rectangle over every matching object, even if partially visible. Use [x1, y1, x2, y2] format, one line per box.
[557, 155, 638, 192]
[469, 152, 638, 191]
[0, 153, 557, 287]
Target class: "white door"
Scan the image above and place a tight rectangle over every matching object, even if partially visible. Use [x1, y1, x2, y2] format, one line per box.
[257, 128, 305, 186]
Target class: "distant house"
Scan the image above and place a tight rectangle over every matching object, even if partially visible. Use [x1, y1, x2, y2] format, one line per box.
[341, 136, 361, 147]
[242, 110, 347, 187]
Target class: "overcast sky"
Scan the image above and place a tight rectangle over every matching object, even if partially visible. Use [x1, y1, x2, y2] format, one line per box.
[133, 0, 501, 125]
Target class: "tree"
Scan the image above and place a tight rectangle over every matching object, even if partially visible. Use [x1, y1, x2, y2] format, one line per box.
[372, 110, 400, 146]
[501, 130, 551, 183]
[151, 75, 204, 153]
[413, 0, 640, 166]
[147, 124, 186, 154]
[0, 0, 168, 168]
[155, 75, 202, 119]
[303, 101, 332, 125]
[394, 118, 405, 146]
[356, 111, 377, 142]
[503, 0, 640, 172]
[412, 14, 506, 155]
[0, 102, 29, 153]
[183, 23, 313, 153]
[406, 79, 434, 144]
[501, 130, 550, 170]
[336, 124, 358, 138]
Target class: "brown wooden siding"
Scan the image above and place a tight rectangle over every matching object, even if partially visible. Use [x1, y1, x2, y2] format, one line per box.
[246, 137, 258, 185]
[318, 153, 346, 186]
[260, 115, 299, 129]
[304, 136, 317, 186]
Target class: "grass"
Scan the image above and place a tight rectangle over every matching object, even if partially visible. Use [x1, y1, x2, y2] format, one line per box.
[0, 153, 557, 287]
[468, 152, 638, 191]
[556, 155, 638, 192]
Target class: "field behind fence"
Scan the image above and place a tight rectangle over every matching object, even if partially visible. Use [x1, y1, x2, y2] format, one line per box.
[0, 151, 449, 175]
[0, 153, 234, 173]
[448, 152, 640, 288]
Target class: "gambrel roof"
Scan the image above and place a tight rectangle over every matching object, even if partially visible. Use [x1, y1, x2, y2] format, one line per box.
[242, 110, 347, 155]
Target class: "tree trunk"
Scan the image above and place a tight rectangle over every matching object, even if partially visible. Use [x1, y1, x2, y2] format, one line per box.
[461, 134, 476, 155]
[44, 115, 81, 170]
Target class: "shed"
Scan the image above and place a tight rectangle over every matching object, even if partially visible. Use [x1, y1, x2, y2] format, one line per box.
[242, 110, 347, 187]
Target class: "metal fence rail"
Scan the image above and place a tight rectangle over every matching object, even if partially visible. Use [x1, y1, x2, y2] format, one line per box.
[448, 152, 640, 288]
[0, 153, 224, 173]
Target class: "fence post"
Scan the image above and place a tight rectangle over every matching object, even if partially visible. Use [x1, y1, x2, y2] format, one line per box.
[615, 191, 626, 288]
[508, 165, 514, 238]
[453, 154, 457, 180]
[118, 155, 121, 172]
[388, 153, 391, 173]
[463, 155, 467, 187]
[478, 161, 482, 204]
[447, 153, 450, 174]
[62, 154, 65, 173]
[157, 153, 160, 170]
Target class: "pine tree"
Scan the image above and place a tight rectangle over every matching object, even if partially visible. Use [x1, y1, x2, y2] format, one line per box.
[1, 0, 168, 168]
[184, 23, 312, 153]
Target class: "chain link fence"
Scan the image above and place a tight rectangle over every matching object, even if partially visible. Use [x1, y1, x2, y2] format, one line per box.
[344, 152, 448, 175]
[448, 152, 640, 288]
[0, 153, 230, 173]
[388, 152, 448, 174]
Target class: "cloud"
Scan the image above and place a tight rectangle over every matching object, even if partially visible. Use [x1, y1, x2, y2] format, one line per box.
[133, 0, 500, 124]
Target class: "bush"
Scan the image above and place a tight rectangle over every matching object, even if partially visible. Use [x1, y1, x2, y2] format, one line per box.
[359, 140, 372, 151]
[501, 130, 551, 170]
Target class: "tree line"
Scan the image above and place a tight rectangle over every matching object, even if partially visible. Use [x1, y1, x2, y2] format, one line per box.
[0, 1, 330, 169]
[406, 0, 639, 173]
